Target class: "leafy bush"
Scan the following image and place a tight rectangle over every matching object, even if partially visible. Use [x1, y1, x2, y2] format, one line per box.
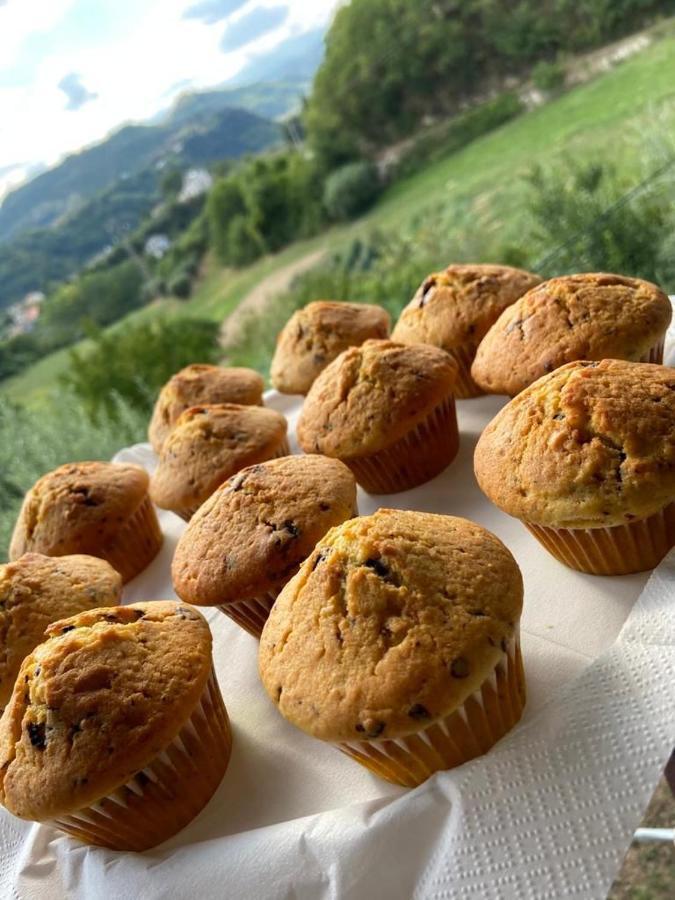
[226, 216, 266, 267]
[167, 270, 192, 299]
[525, 158, 675, 286]
[532, 60, 566, 92]
[0, 392, 148, 562]
[39, 260, 144, 347]
[61, 317, 221, 421]
[207, 151, 326, 267]
[323, 161, 381, 221]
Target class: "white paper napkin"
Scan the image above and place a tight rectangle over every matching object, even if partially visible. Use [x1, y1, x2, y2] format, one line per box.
[1, 316, 673, 899]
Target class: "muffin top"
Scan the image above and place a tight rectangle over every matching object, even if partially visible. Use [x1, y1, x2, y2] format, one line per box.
[259, 509, 522, 742]
[172, 455, 357, 605]
[471, 273, 672, 396]
[296, 339, 457, 458]
[474, 359, 675, 528]
[0, 601, 211, 820]
[148, 364, 265, 452]
[392, 263, 541, 351]
[0, 553, 123, 709]
[9, 462, 150, 561]
[150, 403, 288, 514]
[271, 301, 390, 395]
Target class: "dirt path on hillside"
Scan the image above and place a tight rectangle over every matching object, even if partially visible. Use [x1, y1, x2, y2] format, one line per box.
[219, 249, 326, 349]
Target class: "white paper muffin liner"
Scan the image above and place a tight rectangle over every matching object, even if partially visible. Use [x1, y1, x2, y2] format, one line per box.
[447, 341, 484, 399]
[346, 394, 459, 494]
[51, 667, 231, 851]
[102, 494, 163, 583]
[338, 632, 525, 788]
[639, 338, 665, 363]
[218, 591, 280, 639]
[525, 501, 675, 575]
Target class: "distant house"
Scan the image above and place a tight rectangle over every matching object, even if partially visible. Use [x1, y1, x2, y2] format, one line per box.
[7, 291, 45, 337]
[179, 168, 213, 202]
[144, 234, 171, 259]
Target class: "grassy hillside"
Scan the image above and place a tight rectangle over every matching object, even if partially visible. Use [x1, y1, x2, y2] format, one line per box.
[5, 25, 675, 406]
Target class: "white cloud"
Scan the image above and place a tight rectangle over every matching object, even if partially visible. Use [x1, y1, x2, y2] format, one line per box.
[0, 0, 76, 70]
[0, 0, 337, 200]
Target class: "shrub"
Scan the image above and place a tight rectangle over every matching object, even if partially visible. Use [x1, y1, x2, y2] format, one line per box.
[532, 60, 566, 93]
[525, 159, 675, 285]
[61, 317, 220, 421]
[323, 161, 381, 221]
[226, 216, 266, 267]
[167, 270, 192, 299]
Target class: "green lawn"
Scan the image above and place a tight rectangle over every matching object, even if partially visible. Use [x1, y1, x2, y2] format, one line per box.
[6, 24, 675, 406]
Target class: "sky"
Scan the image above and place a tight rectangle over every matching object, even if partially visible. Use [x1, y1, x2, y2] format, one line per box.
[0, 0, 337, 200]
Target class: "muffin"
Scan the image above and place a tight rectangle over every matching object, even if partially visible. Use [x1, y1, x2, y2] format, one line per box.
[259, 509, 525, 788]
[271, 301, 390, 395]
[392, 264, 541, 398]
[148, 364, 265, 452]
[0, 553, 122, 709]
[150, 403, 289, 521]
[172, 455, 357, 638]
[9, 462, 162, 583]
[474, 360, 675, 575]
[0, 601, 231, 851]
[471, 273, 672, 396]
[297, 339, 459, 494]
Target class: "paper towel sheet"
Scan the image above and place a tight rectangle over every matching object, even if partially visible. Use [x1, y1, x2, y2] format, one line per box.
[1, 323, 673, 899]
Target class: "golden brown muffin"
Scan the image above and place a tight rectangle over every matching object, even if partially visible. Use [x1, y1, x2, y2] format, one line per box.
[9, 462, 162, 583]
[271, 301, 390, 395]
[471, 273, 672, 396]
[148, 364, 265, 452]
[392, 264, 541, 398]
[172, 455, 357, 638]
[474, 359, 675, 574]
[150, 403, 289, 521]
[0, 601, 231, 851]
[259, 508, 525, 787]
[0, 553, 122, 709]
[297, 339, 459, 493]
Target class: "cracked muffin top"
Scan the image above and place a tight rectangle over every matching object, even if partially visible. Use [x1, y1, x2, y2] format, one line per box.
[392, 263, 540, 351]
[172, 455, 357, 605]
[148, 364, 265, 452]
[0, 601, 211, 820]
[9, 462, 149, 561]
[271, 301, 390, 395]
[0, 553, 122, 709]
[471, 273, 672, 396]
[474, 359, 675, 528]
[258, 508, 523, 742]
[296, 339, 457, 458]
[150, 403, 288, 515]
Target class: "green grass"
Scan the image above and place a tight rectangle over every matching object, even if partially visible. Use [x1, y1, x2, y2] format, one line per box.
[6, 24, 675, 406]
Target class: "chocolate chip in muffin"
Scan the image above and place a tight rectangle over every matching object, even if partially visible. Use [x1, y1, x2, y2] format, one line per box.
[27, 722, 47, 750]
[408, 704, 431, 720]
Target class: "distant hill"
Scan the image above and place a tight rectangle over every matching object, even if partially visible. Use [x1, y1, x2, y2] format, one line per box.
[166, 80, 307, 126]
[0, 106, 282, 309]
[0, 24, 328, 309]
[0, 105, 280, 246]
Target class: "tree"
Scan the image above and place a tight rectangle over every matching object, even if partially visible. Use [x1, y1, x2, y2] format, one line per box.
[323, 161, 381, 221]
[62, 317, 221, 421]
[305, 0, 675, 166]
